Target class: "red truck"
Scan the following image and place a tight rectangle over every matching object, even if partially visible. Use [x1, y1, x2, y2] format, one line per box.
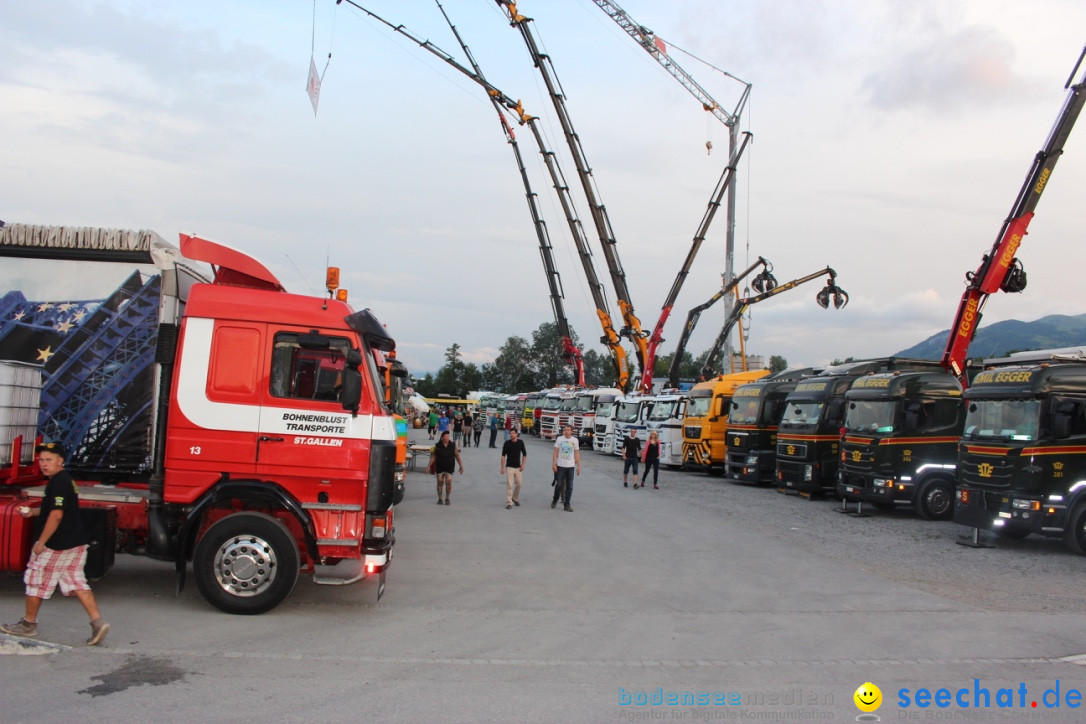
[0, 225, 397, 614]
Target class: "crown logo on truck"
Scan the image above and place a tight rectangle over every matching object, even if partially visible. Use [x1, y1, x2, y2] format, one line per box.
[978, 463, 994, 478]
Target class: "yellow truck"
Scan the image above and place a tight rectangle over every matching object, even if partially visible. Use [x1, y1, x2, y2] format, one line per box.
[682, 370, 771, 473]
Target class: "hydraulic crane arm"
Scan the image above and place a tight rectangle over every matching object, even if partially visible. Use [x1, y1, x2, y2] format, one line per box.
[699, 268, 848, 381]
[642, 131, 752, 392]
[941, 46, 1086, 384]
[435, 0, 584, 386]
[589, 0, 753, 393]
[666, 256, 774, 388]
[339, 0, 628, 386]
[497, 1, 649, 388]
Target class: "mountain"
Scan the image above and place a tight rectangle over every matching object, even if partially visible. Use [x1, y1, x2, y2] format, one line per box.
[894, 313, 1086, 360]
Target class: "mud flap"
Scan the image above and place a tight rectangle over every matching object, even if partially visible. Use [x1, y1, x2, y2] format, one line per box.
[377, 568, 387, 600]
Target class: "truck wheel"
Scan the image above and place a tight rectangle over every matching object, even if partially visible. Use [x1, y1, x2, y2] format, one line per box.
[914, 478, 953, 520]
[1063, 502, 1086, 555]
[193, 512, 300, 615]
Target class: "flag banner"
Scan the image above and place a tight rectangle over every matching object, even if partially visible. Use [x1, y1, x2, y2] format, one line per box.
[307, 56, 321, 116]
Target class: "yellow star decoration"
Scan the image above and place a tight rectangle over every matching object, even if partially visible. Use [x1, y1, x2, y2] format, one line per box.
[37, 346, 55, 363]
[57, 319, 74, 334]
[37, 302, 54, 312]
[58, 303, 75, 312]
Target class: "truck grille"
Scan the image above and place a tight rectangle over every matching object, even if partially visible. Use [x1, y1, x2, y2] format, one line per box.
[958, 457, 1014, 489]
[841, 445, 874, 473]
[777, 441, 807, 458]
[684, 425, 702, 440]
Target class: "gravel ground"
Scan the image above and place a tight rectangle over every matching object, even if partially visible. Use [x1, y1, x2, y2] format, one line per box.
[567, 437, 1086, 614]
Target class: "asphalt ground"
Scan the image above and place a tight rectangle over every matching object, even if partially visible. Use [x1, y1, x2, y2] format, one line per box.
[2, 429, 1086, 722]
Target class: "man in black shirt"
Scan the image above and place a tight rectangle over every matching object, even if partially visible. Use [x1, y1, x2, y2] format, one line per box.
[500, 428, 528, 509]
[1, 442, 109, 645]
[621, 428, 641, 488]
[432, 431, 464, 505]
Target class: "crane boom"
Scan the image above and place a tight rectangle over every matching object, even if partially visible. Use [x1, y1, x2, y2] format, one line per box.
[642, 131, 751, 392]
[590, 0, 750, 128]
[590, 0, 753, 392]
[941, 46, 1086, 384]
[435, 0, 584, 386]
[700, 268, 848, 380]
[666, 256, 771, 389]
[498, 1, 649, 389]
[338, 0, 628, 386]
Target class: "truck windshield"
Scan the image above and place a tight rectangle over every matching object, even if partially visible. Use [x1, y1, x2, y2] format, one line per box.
[963, 399, 1041, 441]
[780, 401, 823, 429]
[730, 396, 763, 425]
[596, 401, 615, 418]
[616, 401, 642, 423]
[560, 397, 578, 412]
[845, 400, 897, 434]
[543, 397, 562, 411]
[575, 396, 594, 411]
[648, 400, 678, 421]
[687, 395, 712, 417]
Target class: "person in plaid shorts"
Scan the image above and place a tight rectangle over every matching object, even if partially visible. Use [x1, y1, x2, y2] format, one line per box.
[1, 442, 109, 645]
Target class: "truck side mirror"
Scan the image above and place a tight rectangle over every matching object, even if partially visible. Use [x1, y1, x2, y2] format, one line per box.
[826, 399, 845, 424]
[340, 367, 362, 416]
[1053, 401, 1077, 439]
[903, 401, 922, 432]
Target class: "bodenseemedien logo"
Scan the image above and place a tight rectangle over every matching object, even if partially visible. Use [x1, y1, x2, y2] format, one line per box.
[853, 681, 882, 721]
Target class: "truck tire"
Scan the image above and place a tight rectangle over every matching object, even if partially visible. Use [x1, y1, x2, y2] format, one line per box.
[1063, 502, 1086, 555]
[193, 512, 300, 615]
[914, 478, 954, 521]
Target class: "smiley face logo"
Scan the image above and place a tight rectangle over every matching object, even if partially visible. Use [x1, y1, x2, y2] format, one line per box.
[853, 681, 882, 713]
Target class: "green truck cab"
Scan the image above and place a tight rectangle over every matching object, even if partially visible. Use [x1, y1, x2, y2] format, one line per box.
[954, 360, 1086, 552]
[837, 370, 964, 519]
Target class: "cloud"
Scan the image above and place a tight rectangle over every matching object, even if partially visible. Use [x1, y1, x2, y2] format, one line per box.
[861, 26, 1024, 113]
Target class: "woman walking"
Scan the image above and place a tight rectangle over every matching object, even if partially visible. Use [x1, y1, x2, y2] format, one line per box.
[637, 430, 661, 489]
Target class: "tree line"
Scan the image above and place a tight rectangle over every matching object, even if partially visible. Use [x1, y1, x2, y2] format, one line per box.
[410, 321, 787, 398]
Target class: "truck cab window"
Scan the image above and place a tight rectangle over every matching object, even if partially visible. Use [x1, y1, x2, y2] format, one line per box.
[270, 332, 353, 402]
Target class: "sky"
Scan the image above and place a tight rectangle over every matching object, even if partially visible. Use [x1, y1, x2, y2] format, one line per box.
[2, 0, 1084, 379]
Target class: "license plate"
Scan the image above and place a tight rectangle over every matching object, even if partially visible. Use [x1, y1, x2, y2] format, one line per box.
[846, 486, 857, 494]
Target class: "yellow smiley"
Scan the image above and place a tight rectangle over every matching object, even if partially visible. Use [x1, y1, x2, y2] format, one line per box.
[853, 681, 882, 713]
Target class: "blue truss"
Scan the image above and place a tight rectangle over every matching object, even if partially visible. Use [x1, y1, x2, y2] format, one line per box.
[38, 272, 161, 472]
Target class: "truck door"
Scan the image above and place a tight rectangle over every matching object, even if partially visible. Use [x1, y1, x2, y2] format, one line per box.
[166, 318, 263, 490]
[256, 329, 369, 480]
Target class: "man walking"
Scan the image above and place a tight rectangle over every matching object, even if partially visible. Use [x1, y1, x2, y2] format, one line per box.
[488, 412, 500, 448]
[621, 427, 641, 488]
[432, 431, 464, 505]
[551, 424, 580, 512]
[462, 411, 474, 448]
[1, 442, 109, 645]
[500, 428, 527, 509]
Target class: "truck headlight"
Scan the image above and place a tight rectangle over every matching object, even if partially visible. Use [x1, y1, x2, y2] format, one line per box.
[803, 465, 813, 482]
[745, 454, 758, 465]
[1012, 498, 1040, 511]
[873, 478, 893, 488]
